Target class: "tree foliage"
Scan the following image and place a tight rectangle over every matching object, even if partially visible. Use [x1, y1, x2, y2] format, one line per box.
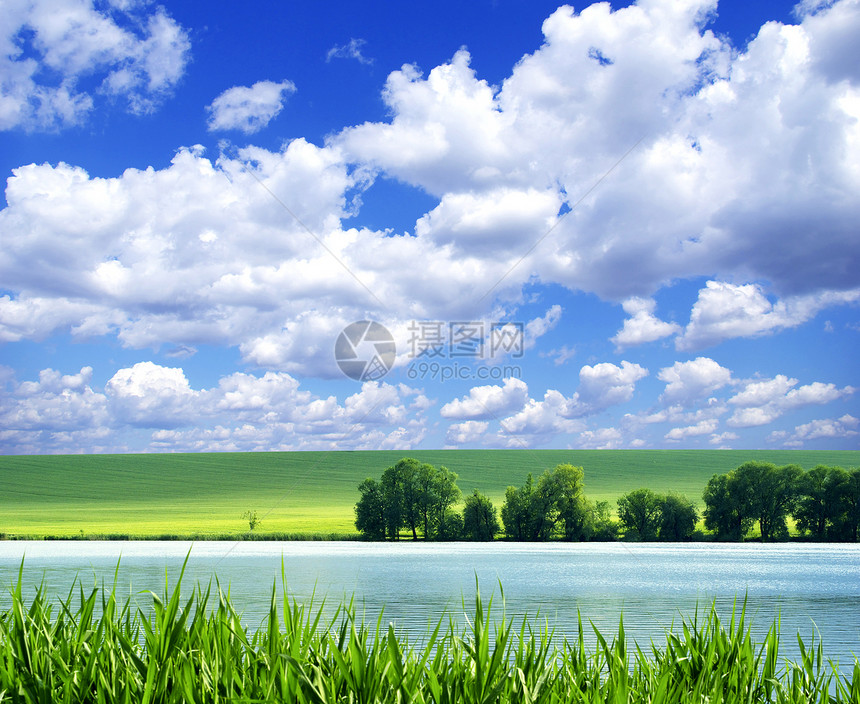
[616, 488, 661, 541]
[657, 492, 699, 541]
[501, 464, 590, 541]
[462, 490, 500, 541]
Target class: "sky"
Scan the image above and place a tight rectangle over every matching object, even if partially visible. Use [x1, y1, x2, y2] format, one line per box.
[0, 0, 858, 454]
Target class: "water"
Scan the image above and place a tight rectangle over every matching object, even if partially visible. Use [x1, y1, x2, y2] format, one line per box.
[1, 541, 858, 667]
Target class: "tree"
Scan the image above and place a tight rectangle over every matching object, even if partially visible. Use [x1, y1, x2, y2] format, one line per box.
[794, 465, 846, 540]
[501, 464, 589, 541]
[657, 492, 698, 541]
[354, 478, 386, 540]
[733, 461, 801, 541]
[432, 466, 462, 539]
[380, 458, 423, 540]
[829, 467, 860, 542]
[703, 472, 751, 540]
[589, 500, 619, 541]
[546, 464, 588, 541]
[462, 490, 500, 541]
[355, 459, 463, 541]
[617, 488, 661, 541]
[501, 474, 535, 540]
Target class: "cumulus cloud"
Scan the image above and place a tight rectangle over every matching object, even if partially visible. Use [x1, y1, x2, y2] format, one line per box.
[2, 0, 859, 382]
[106, 361, 196, 428]
[658, 357, 732, 406]
[771, 413, 859, 447]
[0, 363, 432, 453]
[611, 297, 681, 349]
[335, 0, 860, 301]
[677, 281, 860, 350]
[665, 418, 720, 441]
[576, 426, 623, 449]
[491, 360, 647, 445]
[207, 80, 297, 134]
[727, 374, 854, 427]
[440, 377, 528, 420]
[445, 420, 489, 446]
[0, 0, 190, 131]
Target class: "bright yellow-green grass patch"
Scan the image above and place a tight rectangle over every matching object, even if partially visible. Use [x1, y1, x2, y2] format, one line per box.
[1, 449, 857, 538]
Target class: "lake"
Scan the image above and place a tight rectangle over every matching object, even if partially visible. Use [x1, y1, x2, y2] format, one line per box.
[1, 541, 858, 667]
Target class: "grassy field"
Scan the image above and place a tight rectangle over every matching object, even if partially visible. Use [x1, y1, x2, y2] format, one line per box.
[1, 449, 857, 538]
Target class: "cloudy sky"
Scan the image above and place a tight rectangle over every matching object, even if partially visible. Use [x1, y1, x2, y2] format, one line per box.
[1, 0, 858, 454]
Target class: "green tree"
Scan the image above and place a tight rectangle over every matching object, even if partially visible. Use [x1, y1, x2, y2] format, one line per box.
[462, 490, 500, 541]
[794, 465, 846, 540]
[657, 492, 698, 541]
[617, 488, 661, 541]
[589, 500, 619, 541]
[501, 465, 588, 541]
[432, 466, 462, 539]
[733, 461, 801, 541]
[380, 459, 409, 539]
[354, 478, 386, 540]
[501, 474, 535, 540]
[436, 510, 464, 540]
[703, 472, 751, 540]
[830, 467, 860, 542]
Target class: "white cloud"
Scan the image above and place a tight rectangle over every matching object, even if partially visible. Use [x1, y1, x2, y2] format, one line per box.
[440, 377, 528, 420]
[611, 297, 681, 349]
[570, 360, 649, 416]
[445, 420, 489, 446]
[497, 389, 585, 443]
[0, 0, 190, 131]
[491, 360, 647, 445]
[677, 281, 860, 350]
[0, 363, 432, 453]
[709, 431, 738, 445]
[2, 0, 860, 380]
[727, 374, 854, 427]
[772, 413, 860, 446]
[576, 426, 623, 449]
[207, 80, 297, 134]
[106, 361, 197, 428]
[658, 357, 732, 406]
[524, 304, 562, 349]
[665, 418, 720, 441]
[326, 38, 373, 65]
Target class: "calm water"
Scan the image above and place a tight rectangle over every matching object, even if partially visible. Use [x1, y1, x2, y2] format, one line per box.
[1, 541, 858, 667]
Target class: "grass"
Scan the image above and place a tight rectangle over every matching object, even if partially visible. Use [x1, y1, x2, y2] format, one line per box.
[0, 563, 858, 703]
[1, 450, 857, 538]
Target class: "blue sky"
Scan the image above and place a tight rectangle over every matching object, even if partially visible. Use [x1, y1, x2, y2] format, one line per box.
[1, 0, 858, 454]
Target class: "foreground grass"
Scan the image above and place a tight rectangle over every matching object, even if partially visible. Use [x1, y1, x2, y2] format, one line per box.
[1, 565, 858, 703]
[1, 450, 857, 538]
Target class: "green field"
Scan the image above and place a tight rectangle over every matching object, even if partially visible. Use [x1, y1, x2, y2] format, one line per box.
[1, 450, 857, 538]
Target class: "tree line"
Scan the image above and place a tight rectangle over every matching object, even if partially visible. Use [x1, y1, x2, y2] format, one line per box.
[355, 458, 860, 542]
[703, 461, 860, 541]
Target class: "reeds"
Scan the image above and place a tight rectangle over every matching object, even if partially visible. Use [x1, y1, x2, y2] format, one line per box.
[0, 562, 857, 703]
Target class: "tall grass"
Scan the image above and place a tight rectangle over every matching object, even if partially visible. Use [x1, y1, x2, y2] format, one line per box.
[1, 564, 857, 703]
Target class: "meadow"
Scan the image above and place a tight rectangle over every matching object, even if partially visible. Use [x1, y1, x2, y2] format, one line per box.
[1, 450, 857, 539]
